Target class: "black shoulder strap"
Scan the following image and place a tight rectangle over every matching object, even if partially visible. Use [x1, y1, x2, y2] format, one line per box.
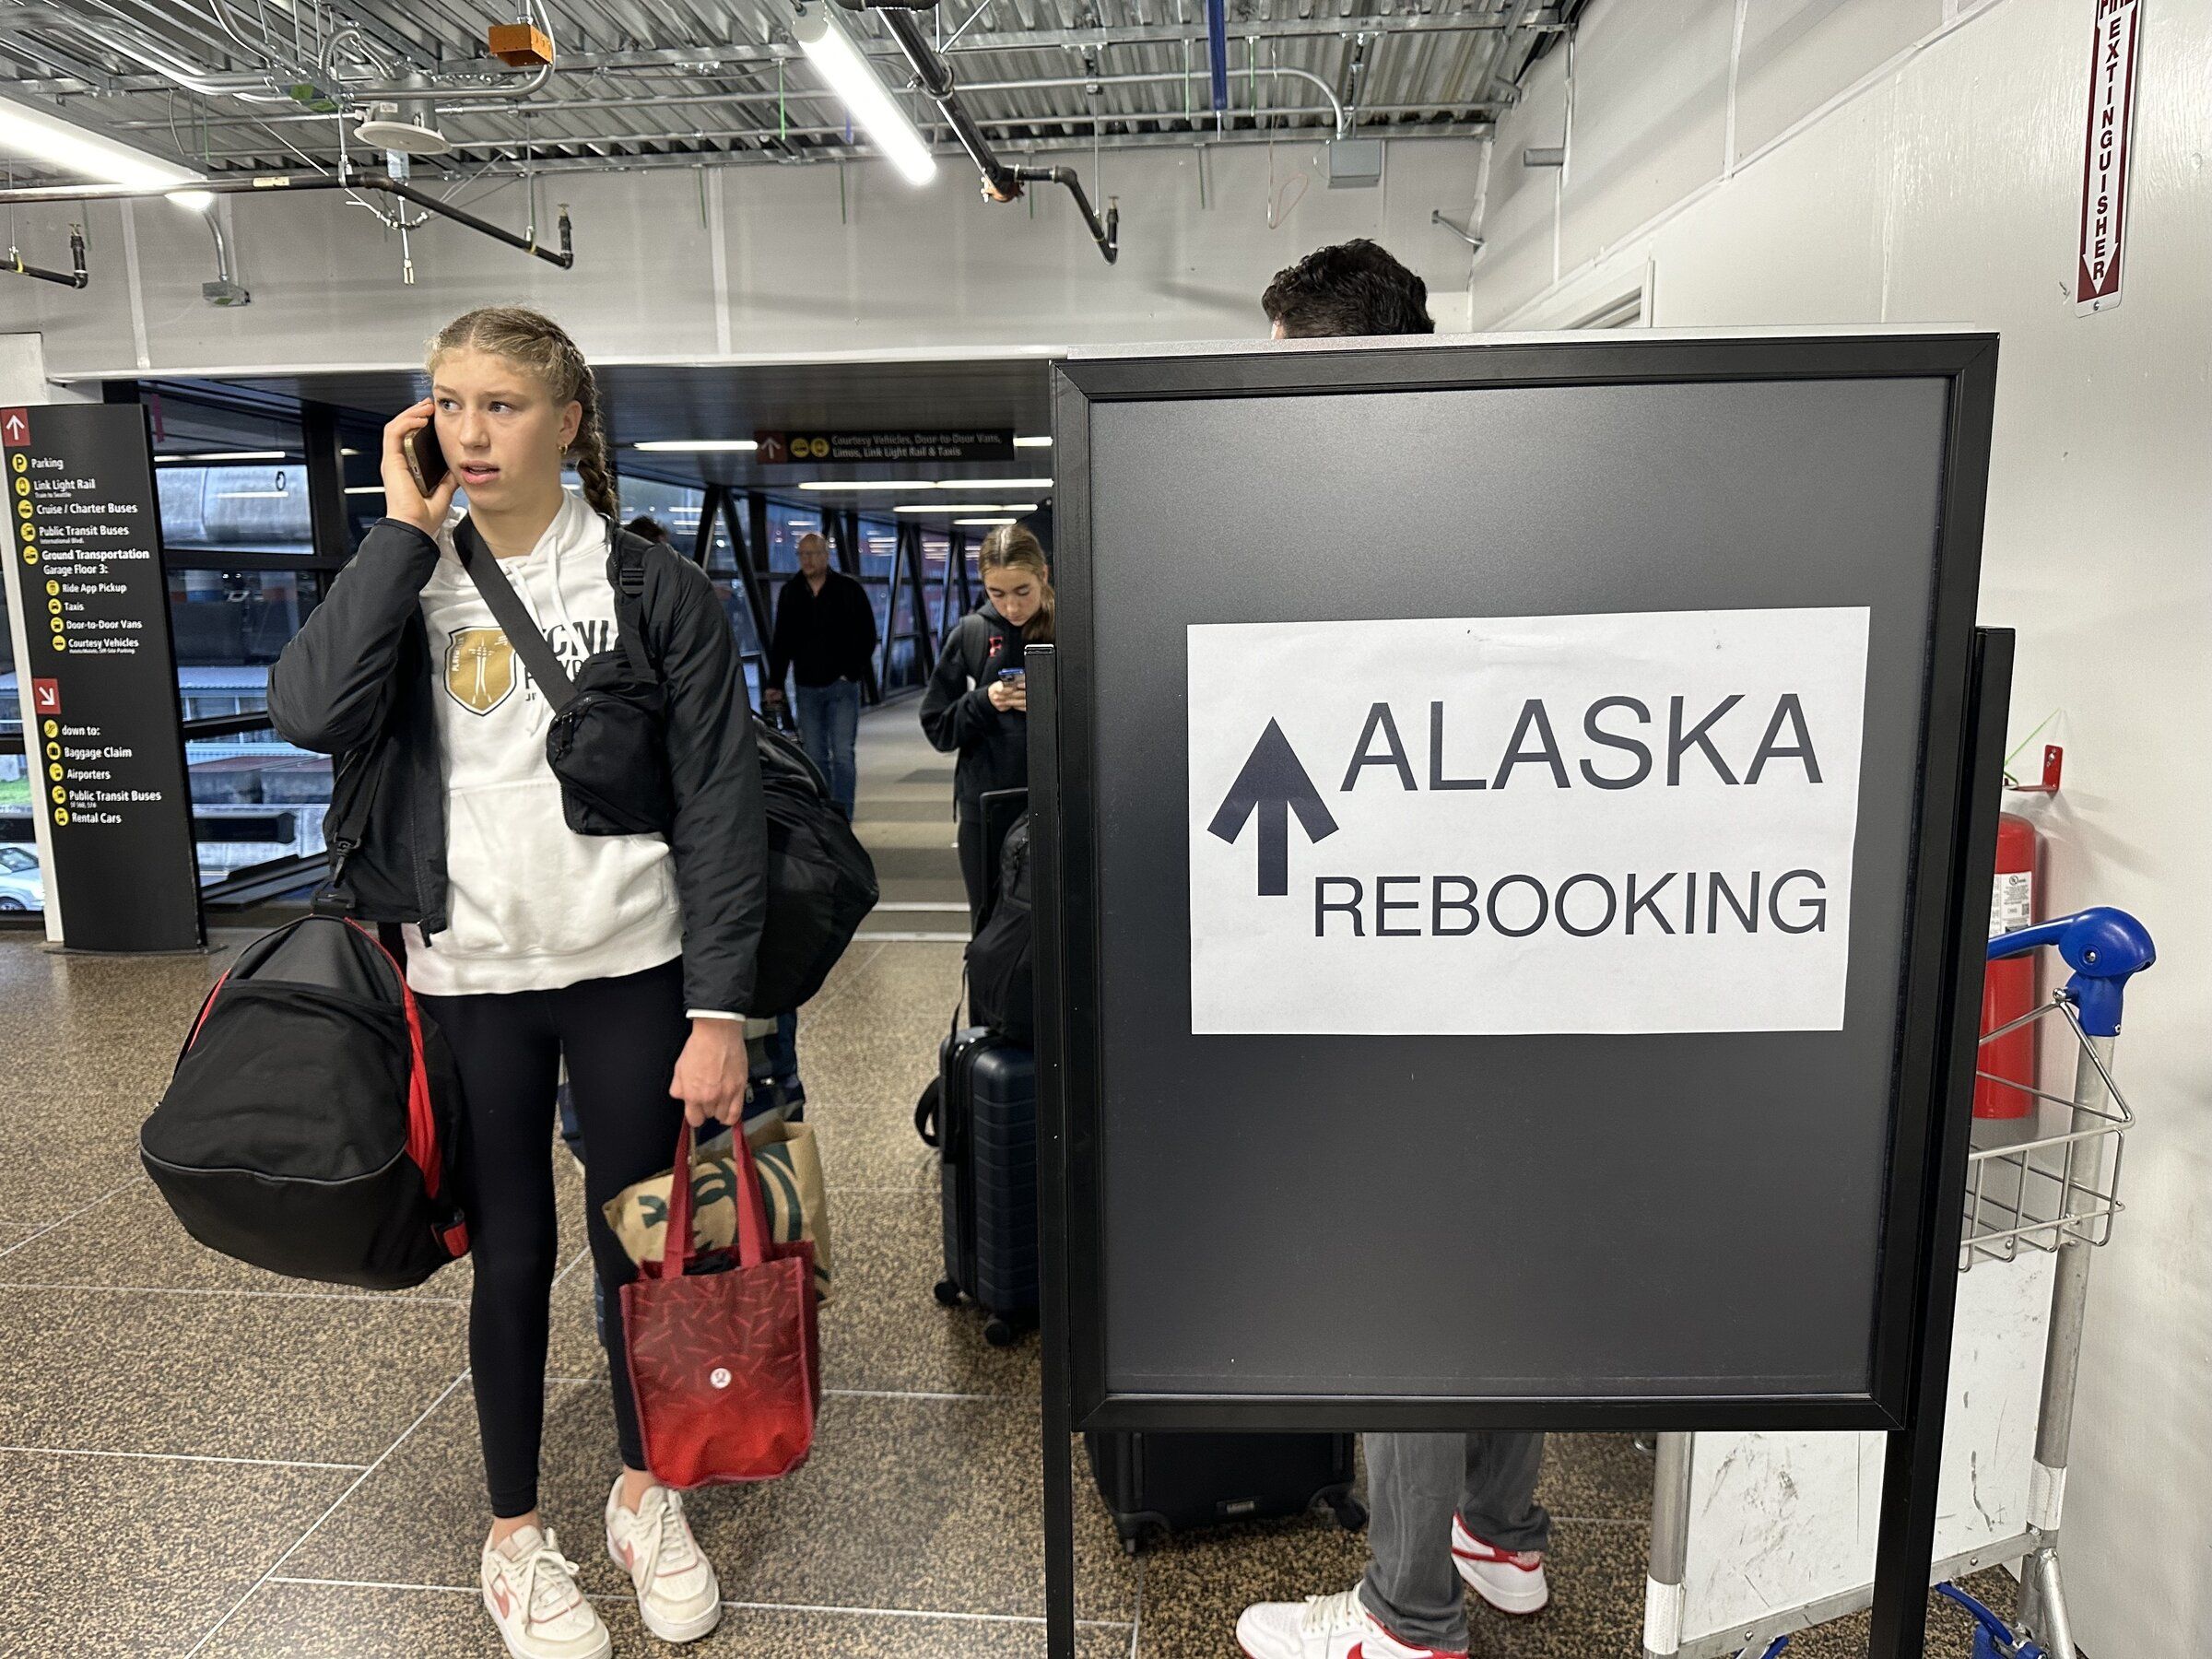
[605, 525, 658, 682]
[453, 516, 577, 711]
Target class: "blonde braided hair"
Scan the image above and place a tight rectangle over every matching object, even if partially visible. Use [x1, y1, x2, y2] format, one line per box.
[426, 306, 619, 521]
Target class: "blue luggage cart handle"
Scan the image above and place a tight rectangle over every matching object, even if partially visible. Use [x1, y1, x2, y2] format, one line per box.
[1986, 906, 2156, 1038]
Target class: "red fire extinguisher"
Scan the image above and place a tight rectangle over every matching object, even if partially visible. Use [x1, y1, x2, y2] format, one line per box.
[1976, 746, 2062, 1120]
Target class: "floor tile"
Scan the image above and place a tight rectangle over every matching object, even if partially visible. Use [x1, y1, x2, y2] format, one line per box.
[0, 1448, 350, 1659]
[807, 1098, 939, 1193]
[794, 941, 969, 1112]
[0, 1139, 586, 1305]
[819, 1189, 1038, 1396]
[1535, 1432, 1653, 1525]
[288, 1382, 1139, 1622]
[0, 1286, 465, 1464]
[203, 1580, 1133, 1659]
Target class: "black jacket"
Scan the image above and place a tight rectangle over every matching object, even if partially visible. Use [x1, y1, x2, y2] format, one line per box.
[269, 518, 768, 1016]
[767, 570, 878, 690]
[918, 606, 1030, 821]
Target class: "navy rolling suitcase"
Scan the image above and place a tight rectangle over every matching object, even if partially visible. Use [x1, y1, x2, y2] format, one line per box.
[1085, 1430, 1367, 1554]
[919, 1028, 1037, 1347]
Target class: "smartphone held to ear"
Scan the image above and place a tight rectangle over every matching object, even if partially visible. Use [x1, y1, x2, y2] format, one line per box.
[402, 423, 450, 498]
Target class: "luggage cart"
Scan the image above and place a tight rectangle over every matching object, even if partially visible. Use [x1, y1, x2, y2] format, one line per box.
[1642, 907, 2157, 1659]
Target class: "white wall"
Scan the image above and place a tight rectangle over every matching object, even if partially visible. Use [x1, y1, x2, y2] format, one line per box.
[1469, 1, 2210, 1653]
[0, 137, 1484, 378]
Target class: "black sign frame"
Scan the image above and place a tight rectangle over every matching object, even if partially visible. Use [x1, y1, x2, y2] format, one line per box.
[1030, 333, 2005, 1659]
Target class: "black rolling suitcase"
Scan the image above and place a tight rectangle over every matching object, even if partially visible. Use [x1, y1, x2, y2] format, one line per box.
[917, 1028, 1037, 1347]
[1085, 1430, 1368, 1554]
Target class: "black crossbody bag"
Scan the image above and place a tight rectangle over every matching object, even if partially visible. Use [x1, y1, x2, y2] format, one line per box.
[454, 515, 675, 837]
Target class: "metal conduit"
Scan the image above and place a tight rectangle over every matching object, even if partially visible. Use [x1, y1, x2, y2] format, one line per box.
[0, 174, 574, 269]
[874, 5, 1119, 263]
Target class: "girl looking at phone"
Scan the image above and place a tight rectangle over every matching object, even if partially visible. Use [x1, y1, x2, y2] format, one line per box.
[918, 522, 1053, 926]
[269, 306, 766, 1659]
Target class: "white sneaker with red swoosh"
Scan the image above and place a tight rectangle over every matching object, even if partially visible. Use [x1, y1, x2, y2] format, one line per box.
[606, 1477, 722, 1642]
[479, 1525, 611, 1659]
[1450, 1513, 1550, 1615]
[1235, 1588, 1467, 1659]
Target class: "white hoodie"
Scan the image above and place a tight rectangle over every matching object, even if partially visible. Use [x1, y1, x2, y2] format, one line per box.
[401, 490, 682, 996]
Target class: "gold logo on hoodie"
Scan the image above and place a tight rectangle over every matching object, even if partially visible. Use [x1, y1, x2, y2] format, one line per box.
[444, 629, 516, 715]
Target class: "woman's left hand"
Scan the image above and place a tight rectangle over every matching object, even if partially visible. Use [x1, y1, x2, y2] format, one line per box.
[670, 1019, 750, 1127]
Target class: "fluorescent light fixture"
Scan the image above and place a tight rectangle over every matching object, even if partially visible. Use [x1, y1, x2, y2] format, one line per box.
[1013, 435, 1053, 449]
[166, 189, 216, 213]
[0, 96, 206, 194]
[343, 486, 385, 495]
[895, 502, 1037, 514]
[798, 477, 1053, 493]
[955, 517, 1018, 526]
[632, 439, 759, 453]
[792, 10, 937, 187]
[156, 450, 288, 464]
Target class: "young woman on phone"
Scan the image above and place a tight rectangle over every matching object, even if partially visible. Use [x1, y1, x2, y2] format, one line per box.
[270, 307, 765, 1659]
[918, 522, 1053, 926]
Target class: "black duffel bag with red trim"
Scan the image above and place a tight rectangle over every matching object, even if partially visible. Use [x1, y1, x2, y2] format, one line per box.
[140, 914, 468, 1289]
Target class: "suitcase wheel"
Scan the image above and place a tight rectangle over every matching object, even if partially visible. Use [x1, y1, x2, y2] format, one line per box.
[1326, 1493, 1369, 1534]
[983, 1316, 1018, 1348]
[933, 1279, 963, 1308]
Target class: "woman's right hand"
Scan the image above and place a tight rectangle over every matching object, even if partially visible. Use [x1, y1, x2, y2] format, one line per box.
[381, 398, 458, 538]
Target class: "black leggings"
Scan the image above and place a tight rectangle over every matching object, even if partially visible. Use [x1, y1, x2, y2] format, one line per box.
[418, 958, 690, 1518]
[958, 815, 989, 932]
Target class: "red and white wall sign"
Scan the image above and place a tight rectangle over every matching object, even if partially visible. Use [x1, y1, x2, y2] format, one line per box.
[2076, 0, 2143, 314]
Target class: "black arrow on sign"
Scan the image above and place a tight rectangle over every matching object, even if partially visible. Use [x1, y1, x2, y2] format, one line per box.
[1207, 719, 1339, 897]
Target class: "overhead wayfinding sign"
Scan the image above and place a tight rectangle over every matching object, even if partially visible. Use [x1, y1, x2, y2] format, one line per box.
[753, 429, 1014, 465]
[1188, 606, 1870, 1036]
[1, 403, 201, 952]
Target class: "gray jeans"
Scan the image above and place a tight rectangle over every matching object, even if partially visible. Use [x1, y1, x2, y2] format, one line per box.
[1358, 1431, 1550, 1651]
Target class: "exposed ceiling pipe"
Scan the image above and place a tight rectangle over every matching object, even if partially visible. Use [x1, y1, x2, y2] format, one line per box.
[0, 173, 574, 269]
[3, 220, 85, 287]
[173, 113, 1493, 171]
[869, 3, 1118, 263]
[0, 5, 288, 100]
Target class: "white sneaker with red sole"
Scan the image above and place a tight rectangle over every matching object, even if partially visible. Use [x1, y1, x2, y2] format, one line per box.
[1236, 1587, 1468, 1659]
[1450, 1513, 1549, 1615]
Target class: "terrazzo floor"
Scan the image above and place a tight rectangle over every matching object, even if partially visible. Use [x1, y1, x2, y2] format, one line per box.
[0, 706, 2023, 1656]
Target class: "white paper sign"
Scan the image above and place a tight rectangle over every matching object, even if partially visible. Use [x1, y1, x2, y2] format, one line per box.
[1187, 607, 1871, 1035]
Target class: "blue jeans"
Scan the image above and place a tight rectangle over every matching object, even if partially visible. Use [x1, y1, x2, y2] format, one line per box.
[793, 678, 862, 819]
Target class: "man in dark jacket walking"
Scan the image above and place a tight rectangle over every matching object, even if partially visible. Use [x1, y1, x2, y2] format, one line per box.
[764, 533, 877, 819]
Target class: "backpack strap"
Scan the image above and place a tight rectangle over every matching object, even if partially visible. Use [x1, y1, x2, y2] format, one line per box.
[606, 525, 659, 683]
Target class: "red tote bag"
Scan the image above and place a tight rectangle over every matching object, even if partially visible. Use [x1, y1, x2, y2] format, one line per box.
[620, 1118, 821, 1487]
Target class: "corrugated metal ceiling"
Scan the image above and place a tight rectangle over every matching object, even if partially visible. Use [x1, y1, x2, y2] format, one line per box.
[0, 0, 1566, 182]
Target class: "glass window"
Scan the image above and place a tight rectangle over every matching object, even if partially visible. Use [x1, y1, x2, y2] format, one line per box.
[168, 569, 317, 673]
[185, 728, 329, 886]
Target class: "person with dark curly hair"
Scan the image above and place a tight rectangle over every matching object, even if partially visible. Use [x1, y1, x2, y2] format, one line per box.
[1260, 238, 1437, 339]
[1238, 250, 1553, 1659]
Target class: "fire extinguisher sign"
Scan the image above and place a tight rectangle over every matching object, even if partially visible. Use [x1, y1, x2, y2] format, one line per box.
[1188, 606, 1871, 1037]
[2076, 0, 2143, 314]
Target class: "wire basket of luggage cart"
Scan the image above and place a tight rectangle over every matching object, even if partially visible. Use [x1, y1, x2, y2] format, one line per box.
[1641, 906, 2157, 1659]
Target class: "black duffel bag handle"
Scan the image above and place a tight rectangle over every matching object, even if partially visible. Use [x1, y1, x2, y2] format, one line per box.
[454, 515, 674, 837]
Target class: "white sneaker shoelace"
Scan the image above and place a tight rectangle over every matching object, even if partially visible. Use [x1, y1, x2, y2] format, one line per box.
[500, 1535, 589, 1629]
[1299, 1589, 1370, 1638]
[627, 1488, 701, 1585]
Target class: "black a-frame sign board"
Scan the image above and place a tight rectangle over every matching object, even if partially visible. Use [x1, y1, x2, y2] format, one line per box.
[1029, 333, 2005, 1659]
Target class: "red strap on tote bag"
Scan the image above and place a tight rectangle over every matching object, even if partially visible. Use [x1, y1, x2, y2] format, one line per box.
[620, 1118, 821, 1488]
